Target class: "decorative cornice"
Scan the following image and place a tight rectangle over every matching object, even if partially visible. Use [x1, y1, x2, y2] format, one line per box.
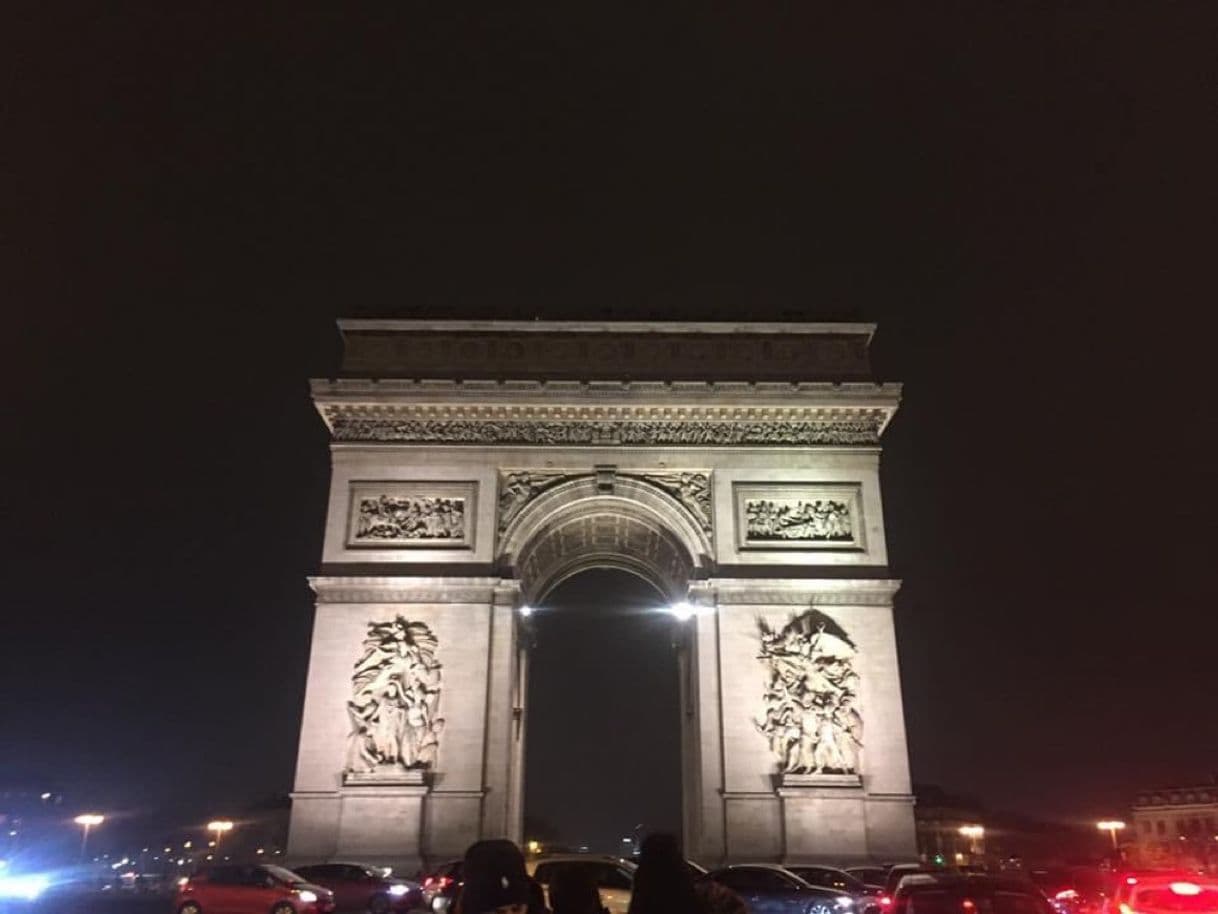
[693, 578, 902, 606]
[309, 576, 505, 604]
[313, 377, 901, 405]
[314, 402, 890, 447]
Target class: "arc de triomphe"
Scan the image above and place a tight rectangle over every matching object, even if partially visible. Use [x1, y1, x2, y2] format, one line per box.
[287, 320, 916, 866]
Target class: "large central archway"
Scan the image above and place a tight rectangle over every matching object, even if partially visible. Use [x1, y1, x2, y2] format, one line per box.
[500, 473, 712, 851]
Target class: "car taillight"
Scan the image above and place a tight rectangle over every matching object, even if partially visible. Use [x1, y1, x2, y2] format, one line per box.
[880, 897, 892, 908]
[962, 900, 976, 911]
[424, 875, 453, 891]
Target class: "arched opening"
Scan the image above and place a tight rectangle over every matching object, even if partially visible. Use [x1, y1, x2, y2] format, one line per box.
[500, 477, 710, 854]
[522, 568, 684, 853]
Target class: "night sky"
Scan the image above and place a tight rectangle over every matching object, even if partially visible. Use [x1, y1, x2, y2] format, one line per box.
[4, 4, 1215, 851]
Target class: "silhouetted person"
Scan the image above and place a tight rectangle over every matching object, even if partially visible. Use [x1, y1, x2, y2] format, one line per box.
[549, 864, 609, 914]
[454, 839, 535, 914]
[626, 833, 703, 914]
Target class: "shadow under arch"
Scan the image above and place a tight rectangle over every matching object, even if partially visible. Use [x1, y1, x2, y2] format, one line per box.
[497, 475, 714, 605]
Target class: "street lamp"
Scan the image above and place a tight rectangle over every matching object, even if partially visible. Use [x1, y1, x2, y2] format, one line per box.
[74, 814, 105, 861]
[207, 821, 234, 852]
[1097, 820, 1126, 849]
[959, 825, 985, 855]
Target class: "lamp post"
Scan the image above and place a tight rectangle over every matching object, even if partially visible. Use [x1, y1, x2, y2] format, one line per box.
[207, 821, 234, 854]
[959, 825, 985, 856]
[1097, 820, 1126, 849]
[73, 814, 105, 861]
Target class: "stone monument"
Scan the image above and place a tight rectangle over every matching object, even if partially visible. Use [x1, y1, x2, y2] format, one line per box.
[287, 320, 916, 867]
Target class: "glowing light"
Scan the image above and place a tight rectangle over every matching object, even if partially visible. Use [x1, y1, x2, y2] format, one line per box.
[74, 814, 105, 827]
[518, 605, 535, 618]
[527, 840, 542, 855]
[1056, 890, 1079, 901]
[1170, 884, 1201, 897]
[297, 890, 318, 903]
[0, 874, 50, 900]
[207, 821, 234, 834]
[39, 793, 51, 801]
[666, 601, 697, 621]
[1125, 878, 1139, 886]
[1096, 821, 1127, 831]
[958, 825, 985, 838]
[389, 884, 409, 896]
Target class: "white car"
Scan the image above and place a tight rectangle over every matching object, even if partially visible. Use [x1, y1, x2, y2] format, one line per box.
[529, 855, 637, 914]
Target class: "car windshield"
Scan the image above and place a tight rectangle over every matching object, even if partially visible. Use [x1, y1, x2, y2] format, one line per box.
[263, 865, 306, 884]
[1133, 887, 1218, 913]
[792, 868, 866, 892]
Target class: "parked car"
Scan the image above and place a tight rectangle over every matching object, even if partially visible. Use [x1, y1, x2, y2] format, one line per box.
[891, 873, 1055, 914]
[419, 859, 462, 913]
[175, 863, 336, 914]
[707, 863, 855, 914]
[530, 855, 637, 914]
[788, 865, 884, 914]
[292, 862, 421, 913]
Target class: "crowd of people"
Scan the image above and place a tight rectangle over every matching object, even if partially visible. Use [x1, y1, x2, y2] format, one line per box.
[453, 833, 746, 914]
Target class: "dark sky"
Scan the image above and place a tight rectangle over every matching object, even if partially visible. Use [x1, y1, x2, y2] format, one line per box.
[3, 4, 1215, 849]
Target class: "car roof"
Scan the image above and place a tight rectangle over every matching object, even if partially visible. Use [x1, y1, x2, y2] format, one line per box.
[898, 874, 1039, 893]
[535, 854, 635, 866]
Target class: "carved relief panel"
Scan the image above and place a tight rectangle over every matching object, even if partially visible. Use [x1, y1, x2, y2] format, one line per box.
[734, 483, 864, 551]
[345, 616, 444, 784]
[346, 481, 477, 549]
[756, 609, 861, 779]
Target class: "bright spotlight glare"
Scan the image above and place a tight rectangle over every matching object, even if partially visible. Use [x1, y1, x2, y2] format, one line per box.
[297, 890, 319, 903]
[0, 874, 50, 901]
[666, 602, 696, 621]
[389, 884, 409, 896]
[518, 605, 534, 618]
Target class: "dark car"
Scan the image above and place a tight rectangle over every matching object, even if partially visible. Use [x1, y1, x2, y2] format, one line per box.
[292, 863, 421, 913]
[789, 865, 884, 914]
[886, 866, 961, 897]
[176, 863, 337, 914]
[847, 868, 892, 891]
[1029, 868, 1108, 914]
[892, 873, 1056, 914]
[708, 864, 855, 914]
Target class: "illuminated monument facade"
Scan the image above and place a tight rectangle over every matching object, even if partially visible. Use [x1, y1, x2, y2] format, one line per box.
[288, 320, 916, 866]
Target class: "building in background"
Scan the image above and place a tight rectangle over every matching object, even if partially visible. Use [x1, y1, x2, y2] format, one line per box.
[1131, 783, 1218, 870]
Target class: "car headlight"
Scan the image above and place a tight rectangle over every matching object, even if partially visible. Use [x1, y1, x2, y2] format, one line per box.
[836, 897, 855, 908]
[0, 875, 51, 901]
[389, 884, 409, 896]
[297, 889, 318, 903]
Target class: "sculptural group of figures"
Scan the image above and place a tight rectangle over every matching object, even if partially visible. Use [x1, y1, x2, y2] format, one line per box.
[356, 495, 465, 541]
[746, 498, 853, 541]
[756, 610, 862, 775]
[346, 616, 444, 774]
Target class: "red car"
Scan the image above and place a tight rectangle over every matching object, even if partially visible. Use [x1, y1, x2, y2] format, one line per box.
[176, 863, 336, 914]
[292, 863, 422, 913]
